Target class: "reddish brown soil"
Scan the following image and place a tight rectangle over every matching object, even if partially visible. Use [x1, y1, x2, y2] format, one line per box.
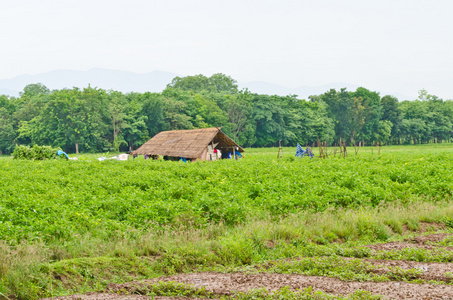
[408, 222, 447, 233]
[365, 241, 453, 251]
[408, 233, 451, 244]
[366, 232, 453, 251]
[105, 272, 453, 299]
[42, 295, 196, 300]
[360, 258, 453, 282]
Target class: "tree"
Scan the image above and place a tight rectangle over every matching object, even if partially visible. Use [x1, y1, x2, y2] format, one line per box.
[33, 87, 108, 153]
[225, 93, 250, 142]
[20, 83, 50, 98]
[282, 96, 334, 146]
[167, 75, 210, 92]
[251, 94, 285, 146]
[350, 96, 366, 141]
[426, 96, 452, 143]
[374, 120, 393, 144]
[161, 88, 193, 130]
[399, 118, 427, 144]
[0, 107, 15, 154]
[140, 92, 166, 137]
[351, 87, 382, 143]
[399, 100, 429, 144]
[108, 91, 128, 151]
[317, 88, 354, 143]
[381, 95, 400, 142]
[167, 73, 238, 94]
[208, 73, 238, 94]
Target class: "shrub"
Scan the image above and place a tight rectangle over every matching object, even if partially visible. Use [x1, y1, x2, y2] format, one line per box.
[13, 145, 63, 160]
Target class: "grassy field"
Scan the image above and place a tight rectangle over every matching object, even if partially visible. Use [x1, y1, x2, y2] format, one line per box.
[1, 144, 453, 299]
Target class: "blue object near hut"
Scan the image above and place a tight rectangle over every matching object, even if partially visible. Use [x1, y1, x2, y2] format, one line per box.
[57, 150, 69, 159]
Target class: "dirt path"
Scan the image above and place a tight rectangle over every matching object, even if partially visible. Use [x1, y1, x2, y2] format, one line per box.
[44, 233, 453, 300]
[105, 272, 453, 299]
[42, 295, 197, 300]
[365, 232, 453, 251]
[45, 270, 453, 300]
[338, 257, 453, 282]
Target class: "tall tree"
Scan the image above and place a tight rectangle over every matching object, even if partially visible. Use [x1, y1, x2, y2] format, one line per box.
[167, 73, 238, 94]
[32, 87, 108, 153]
[381, 95, 401, 142]
[140, 92, 166, 137]
[318, 88, 354, 142]
[251, 94, 285, 146]
[0, 106, 15, 154]
[351, 87, 382, 143]
[19, 83, 50, 97]
[108, 91, 128, 151]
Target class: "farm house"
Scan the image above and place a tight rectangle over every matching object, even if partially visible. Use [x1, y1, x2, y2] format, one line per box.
[132, 127, 244, 161]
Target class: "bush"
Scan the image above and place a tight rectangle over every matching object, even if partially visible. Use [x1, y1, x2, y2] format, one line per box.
[12, 145, 63, 160]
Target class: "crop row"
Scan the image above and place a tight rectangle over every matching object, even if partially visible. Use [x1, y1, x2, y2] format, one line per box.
[0, 151, 452, 244]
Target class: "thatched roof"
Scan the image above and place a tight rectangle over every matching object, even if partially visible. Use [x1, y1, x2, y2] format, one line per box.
[132, 127, 244, 159]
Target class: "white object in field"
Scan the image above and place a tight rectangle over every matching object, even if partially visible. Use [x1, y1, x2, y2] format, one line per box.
[117, 154, 129, 160]
[98, 154, 128, 161]
[69, 157, 78, 160]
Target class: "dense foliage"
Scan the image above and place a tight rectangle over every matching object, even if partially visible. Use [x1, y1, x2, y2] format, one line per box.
[0, 148, 452, 245]
[0, 74, 452, 154]
[12, 145, 62, 160]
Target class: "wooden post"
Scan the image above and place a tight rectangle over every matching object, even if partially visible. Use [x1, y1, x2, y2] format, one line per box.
[343, 141, 347, 158]
[277, 140, 283, 159]
[317, 137, 323, 158]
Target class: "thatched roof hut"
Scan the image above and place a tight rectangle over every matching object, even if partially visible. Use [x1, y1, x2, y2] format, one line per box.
[132, 127, 244, 161]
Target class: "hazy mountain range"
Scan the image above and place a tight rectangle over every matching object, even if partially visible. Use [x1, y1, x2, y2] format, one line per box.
[0, 68, 410, 100]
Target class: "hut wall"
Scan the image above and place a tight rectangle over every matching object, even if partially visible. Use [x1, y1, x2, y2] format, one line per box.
[198, 148, 208, 161]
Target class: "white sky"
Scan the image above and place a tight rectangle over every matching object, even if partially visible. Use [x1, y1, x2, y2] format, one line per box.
[1, 0, 452, 99]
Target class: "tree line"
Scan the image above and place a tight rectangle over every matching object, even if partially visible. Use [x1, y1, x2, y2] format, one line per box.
[0, 74, 452, 154]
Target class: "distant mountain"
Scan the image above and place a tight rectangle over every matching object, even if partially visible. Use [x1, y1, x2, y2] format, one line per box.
[0, 69, 180, 97]
[0, 69, 411, 100]
[0, 88, 21, 97]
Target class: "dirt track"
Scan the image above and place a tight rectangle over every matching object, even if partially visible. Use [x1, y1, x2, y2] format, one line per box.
[112, 272, 453, 299]
[44, 233, 453, 300]
[358, 258, 453, 282]
[365, 233, 453, 251]
[49, 272, 453, 300]
[43, 296, 196, 300]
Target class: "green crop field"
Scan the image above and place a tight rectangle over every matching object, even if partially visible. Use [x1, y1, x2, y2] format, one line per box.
[1, 144, 453, 299]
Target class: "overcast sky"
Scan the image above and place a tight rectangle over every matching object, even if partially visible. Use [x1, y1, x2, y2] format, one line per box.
[1, 0, 452, 99]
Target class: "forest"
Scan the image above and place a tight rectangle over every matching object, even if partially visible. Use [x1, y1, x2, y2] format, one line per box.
[0, 73, 452, 154]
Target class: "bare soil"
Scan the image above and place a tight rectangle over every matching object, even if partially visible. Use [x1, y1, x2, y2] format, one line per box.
[105, 272, 453, 299]
[365, 241, 453, 251]
[405, 222, 447, 233]
[361, 258, 453, 282]
[44, 233, 453, 300]
[42, 295, 196, 300]
[366, 232, 453, 251]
